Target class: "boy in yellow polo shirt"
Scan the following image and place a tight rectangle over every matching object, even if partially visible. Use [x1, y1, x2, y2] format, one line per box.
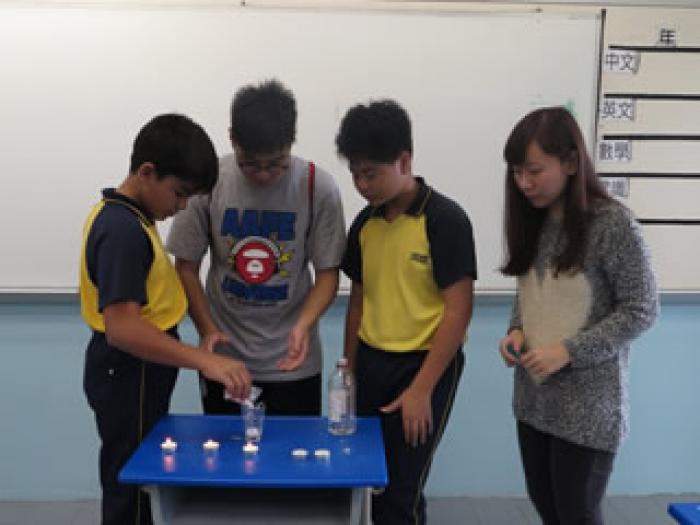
[80, 114, 251, 525]
[336, 100, 477, 525]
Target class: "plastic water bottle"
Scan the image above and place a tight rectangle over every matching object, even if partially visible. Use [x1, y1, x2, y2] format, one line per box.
[328, 357, 356, 435]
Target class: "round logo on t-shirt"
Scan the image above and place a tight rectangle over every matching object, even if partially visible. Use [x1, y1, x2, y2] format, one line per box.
[230, 236, 280, 284]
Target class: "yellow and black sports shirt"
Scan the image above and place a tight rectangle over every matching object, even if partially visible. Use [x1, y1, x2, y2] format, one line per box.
[80, 189, 187, 333]
[341, 178, 477, 352]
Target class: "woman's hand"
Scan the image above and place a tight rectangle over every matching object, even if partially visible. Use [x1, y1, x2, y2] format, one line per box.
[499, 329, 525, 367]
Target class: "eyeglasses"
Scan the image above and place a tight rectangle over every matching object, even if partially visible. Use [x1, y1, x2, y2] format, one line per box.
[237, 154, 290, 176]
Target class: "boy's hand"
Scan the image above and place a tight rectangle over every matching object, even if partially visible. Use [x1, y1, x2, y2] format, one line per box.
[499, 330, 525, 367]
[380, 386, 433, 448]
[201, 353, 251, 401]
[278, 323, 310, 371]
[200, 331, 232, 353]
[520, 342, 570, 381]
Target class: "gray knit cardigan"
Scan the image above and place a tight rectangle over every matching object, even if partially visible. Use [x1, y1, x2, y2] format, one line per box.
[510, 199, 658, 452]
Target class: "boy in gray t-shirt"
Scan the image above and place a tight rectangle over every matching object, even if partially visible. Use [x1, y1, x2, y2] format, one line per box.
[167, 79, 346, 415]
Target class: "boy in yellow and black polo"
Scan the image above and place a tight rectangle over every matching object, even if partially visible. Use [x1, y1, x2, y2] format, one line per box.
[337, 100, 477, 525]
[80, 114, 251, 525]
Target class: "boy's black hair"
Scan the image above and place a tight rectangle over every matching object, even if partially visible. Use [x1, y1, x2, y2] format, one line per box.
[336, 99, 413, 163]
[129, 113, 218, 195]
[230, 79, 297, 154]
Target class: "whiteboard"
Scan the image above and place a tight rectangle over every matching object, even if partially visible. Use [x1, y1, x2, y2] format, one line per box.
[0, 4, 601, 292]
[598, 6, 700, 292]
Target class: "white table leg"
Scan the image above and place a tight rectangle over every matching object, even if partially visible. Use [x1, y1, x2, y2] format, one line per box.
[361, 488, 371, 525]
[349, 487, 372, 524]
[144, 485, 182, 525]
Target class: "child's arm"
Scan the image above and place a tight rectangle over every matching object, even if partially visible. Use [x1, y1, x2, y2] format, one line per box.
[167, 192, 220, 339]
[175, 258, 224, 339]
[280, 172, 347, 371]
[278, 268, 339, 371]
[339, 206, 370, 372]
[103, 301, 250, 399]
[343, 281, 363, 372]
[381, 277, 473, 447]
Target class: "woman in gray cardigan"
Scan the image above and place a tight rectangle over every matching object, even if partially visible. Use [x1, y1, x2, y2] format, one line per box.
[498, 107, 657, 525]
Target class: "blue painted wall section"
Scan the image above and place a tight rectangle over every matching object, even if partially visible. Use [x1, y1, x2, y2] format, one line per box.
[0, 295, 697, 499]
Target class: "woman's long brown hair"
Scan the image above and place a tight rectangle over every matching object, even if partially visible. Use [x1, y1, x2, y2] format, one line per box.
[501, 107, 609, 276]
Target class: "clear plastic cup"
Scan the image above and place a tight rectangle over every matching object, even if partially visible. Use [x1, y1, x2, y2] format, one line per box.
[243, 402, 265, 443]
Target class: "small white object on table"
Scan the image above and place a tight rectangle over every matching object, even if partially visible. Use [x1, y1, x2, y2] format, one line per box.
[202, 439, 220, 451]
[160, 437, 177, 452]
[243, 442, 259, 454]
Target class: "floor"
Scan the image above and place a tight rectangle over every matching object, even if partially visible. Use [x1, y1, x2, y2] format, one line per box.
[0, 494, 697, 524]
[428, 494, 700, 524]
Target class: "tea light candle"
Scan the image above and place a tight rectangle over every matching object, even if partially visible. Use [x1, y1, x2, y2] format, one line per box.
[160, 437, 177, 452]
[245, 428, 261, 441]
[243, 442, 259, 454]
[314, 448, 331, 459]
[202, 439, 220, 451]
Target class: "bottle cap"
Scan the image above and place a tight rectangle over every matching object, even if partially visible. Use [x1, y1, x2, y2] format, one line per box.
[338, 357, 348, 367]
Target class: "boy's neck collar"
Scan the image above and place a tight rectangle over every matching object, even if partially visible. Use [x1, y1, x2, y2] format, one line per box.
[102, 187, 154, 224]
[372, 177, 431, 219]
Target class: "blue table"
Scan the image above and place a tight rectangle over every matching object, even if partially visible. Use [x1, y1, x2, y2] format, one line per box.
[669, 502, 700, 525]
[120, 415, 387, 524]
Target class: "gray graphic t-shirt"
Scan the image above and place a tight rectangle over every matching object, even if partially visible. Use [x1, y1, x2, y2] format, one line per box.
[167, 153, 346, 381]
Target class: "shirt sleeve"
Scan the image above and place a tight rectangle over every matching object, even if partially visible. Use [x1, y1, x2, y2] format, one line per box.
[307, 169, 346, 271]
[426, 198, 478, 289]
[88, 213, 151, 312]
[564, 205, 658, 368]
[341, 207, 371, 284]
[509, 289, 522, 333]
[166, 192, 211, 262]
